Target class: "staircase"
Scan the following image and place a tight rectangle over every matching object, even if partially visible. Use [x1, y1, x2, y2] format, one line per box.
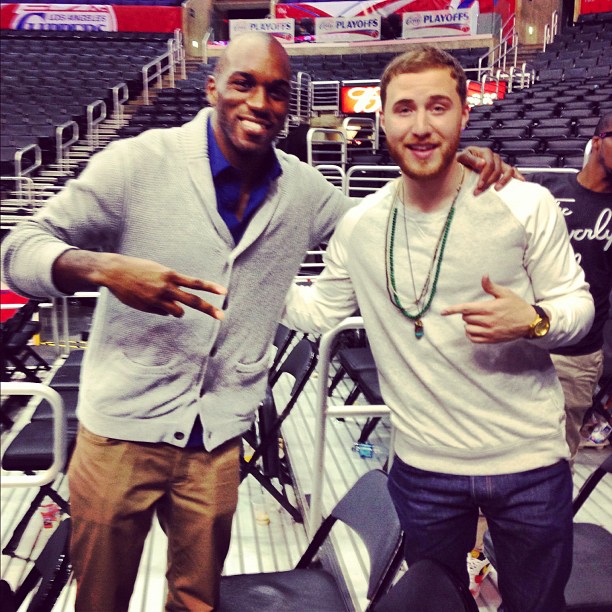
[515, 43, 543, 71]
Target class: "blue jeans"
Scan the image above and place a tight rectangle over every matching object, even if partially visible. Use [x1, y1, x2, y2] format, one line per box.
[388, 457, 573, 612]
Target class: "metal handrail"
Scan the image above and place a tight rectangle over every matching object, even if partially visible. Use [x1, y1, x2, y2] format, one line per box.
[309, 316, 391, 536]
[202, 29, 212, 64]
[141, 42, 178, 105]
[86, 99, 106, 149]
[111, 82, 129, 121]
[15, 144, 41, 179]
[307, 128, 347, 169]
[477, 13, 517, 82]
[314, 164, 347, 193]
[55, 121, 79, 170]
[174, 28, 187, 80]
[1, 383, 66, 488]
[1, 174, 34, 203]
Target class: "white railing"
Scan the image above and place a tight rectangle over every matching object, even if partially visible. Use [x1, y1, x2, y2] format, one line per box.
[1, 383, 66, 488]
[307, 128, 347, 169]
[141, 37, 184, 105]
[86, 99, 106, 149]
[15, 143, 42, 179]
[309, 317, 392, 535]
[1, 175, 34, 203]
[314, 164, 347, 193]
[111, 82, 129, 121]
[55, 121, 79, 170]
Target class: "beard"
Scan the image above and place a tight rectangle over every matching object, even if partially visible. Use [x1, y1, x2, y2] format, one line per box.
[387, 130, 461, 181]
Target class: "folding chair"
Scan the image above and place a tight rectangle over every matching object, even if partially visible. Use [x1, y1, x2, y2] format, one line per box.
[373, 559, 478, 612]
[241, 337, 318, 522]
[218, 469, 404, 611]
[269, 323, 297, 378]
[483, 455, 612, 610]
[1, 300, 50, 382]
[0, 519, 72, 612]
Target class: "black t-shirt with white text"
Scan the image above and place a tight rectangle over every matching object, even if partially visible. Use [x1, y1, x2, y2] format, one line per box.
[528, 171, 611, 355]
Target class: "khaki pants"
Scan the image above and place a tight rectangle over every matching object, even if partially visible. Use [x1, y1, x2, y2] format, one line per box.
[552, 349, 604, 459]
[68, 426, 240, 612]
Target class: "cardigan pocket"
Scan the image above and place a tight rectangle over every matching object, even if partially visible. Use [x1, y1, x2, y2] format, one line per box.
[235, 349, 272, 374]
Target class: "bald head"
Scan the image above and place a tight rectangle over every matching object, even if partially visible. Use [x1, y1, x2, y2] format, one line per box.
[215, 33, 291, 82]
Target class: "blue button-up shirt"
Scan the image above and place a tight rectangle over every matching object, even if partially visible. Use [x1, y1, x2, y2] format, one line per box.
[207, 118, 282, 244]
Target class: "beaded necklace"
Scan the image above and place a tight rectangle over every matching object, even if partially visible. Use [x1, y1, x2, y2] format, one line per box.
[385, 167, 464, 339]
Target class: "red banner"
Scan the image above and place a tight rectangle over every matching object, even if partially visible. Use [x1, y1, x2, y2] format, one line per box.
[580, 0, 612, 14]
[0, 4, 182, 32]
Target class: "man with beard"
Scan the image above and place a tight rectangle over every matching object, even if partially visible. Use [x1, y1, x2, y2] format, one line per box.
[282, 45, 594, 610]
[527, 111, 612, 456]
[1, 34, 514, 611]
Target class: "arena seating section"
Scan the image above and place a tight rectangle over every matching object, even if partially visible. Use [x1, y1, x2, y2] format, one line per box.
[461, 13, 612, 168]
[0, 11, 611, 208]
[1, 29, 175, 174]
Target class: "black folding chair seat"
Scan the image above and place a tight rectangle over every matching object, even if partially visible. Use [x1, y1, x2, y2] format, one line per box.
[373, 558, 478, 611]
[219, 470, 404, 611]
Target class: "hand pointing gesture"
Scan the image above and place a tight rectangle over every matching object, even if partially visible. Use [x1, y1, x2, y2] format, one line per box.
[442, 275, 536, 343]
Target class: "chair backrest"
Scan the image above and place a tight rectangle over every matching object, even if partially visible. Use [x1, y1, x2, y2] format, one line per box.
[373, 558, 478, 612]
[10, 518, 72, 611]
[1, 300, 39, 339]
[270, 323, 297, 374]
[317, 469, 403, 601]
[572, 454, 612, 515]
[270, 336, 317, 394]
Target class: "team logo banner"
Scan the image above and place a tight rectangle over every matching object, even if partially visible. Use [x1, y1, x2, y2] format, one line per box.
[0, 3, 182, 32]
[5, 3, 118, 31]
[229, 18, 295, 42]
[315, 15, 381, 42]
[402, 6, 479, 37]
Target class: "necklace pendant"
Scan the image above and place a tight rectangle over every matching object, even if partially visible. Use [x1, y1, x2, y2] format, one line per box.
[414, 319, 424, 339]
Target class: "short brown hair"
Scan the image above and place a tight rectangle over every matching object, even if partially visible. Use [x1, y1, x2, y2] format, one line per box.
[380, 44, 467, 109]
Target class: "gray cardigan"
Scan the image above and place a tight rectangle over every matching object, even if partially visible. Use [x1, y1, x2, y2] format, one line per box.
[1, 108, 350, 450]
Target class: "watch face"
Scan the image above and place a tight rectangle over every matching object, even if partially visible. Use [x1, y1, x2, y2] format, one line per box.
[534, 319, 550, 337]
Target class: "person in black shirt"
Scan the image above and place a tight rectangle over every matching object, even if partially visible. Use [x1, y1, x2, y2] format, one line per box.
[528, 111, 612, 457]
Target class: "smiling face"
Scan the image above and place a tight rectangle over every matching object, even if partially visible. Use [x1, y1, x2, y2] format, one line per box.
[207, 34, 291, 168]
[380, 66, 469, 182]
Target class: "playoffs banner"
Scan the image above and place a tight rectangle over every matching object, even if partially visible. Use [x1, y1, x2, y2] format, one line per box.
[315, 15, 381, 42]
[0, 4, 182, 33]
[402, 5, 479, 37]
[229, 18, 295, 42]
[276, 0, 513, 26]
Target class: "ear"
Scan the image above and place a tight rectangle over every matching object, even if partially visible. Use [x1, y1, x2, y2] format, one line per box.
[206, 75, 218, 107]
[460, 103, 470, 131]
[379, 110, 386, 133]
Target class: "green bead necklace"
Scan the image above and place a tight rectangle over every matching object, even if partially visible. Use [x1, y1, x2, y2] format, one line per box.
[385, 169, 464, 339]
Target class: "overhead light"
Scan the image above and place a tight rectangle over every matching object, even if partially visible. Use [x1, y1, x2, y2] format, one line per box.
[528, 25, 534, 35]
[192, 41, 199, 48]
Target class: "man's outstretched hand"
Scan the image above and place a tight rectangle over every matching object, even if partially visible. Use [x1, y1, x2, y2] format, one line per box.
[442, 275, 535, 343]
[53, 250, 227, 319]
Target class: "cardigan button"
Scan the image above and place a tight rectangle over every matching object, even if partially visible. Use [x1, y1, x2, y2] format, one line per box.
[174, 432, 185, 440]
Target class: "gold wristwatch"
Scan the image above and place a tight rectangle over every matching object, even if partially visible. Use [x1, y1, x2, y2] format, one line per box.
[526, 304, 550, 339]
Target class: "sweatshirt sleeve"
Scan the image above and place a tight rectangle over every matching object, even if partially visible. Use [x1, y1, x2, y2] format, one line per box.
[282, 203, 362, 334]
[1, 140, 128, 299]
[501, 180, 595, 349]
